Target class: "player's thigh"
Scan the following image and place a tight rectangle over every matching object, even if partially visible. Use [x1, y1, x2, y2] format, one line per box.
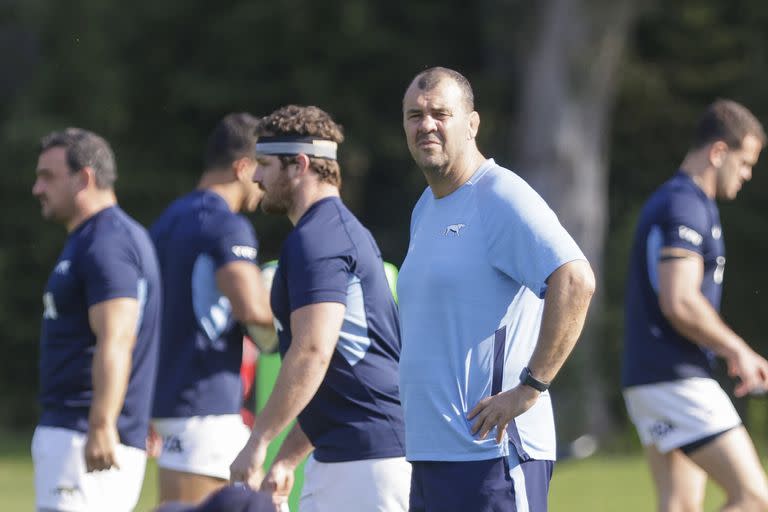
[300, 455, 411, 512]
[153, 414, 250, 482]
[687, 426, 768, 501]
[644, 444, 706, 509]
[32, 426, 145, 512]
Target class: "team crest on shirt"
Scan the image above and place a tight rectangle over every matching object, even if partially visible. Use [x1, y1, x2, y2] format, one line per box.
[443, 223, 467, 236]
[54, 260, 71, 275]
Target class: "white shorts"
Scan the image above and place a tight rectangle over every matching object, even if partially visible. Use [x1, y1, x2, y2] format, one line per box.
[153, 414, 251, 480]
[623, 377, 742, 454]
[300, 455, 411, 512]
[32, 426, 146, 512]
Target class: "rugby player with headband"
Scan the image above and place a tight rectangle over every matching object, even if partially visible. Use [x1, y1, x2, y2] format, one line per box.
[230, 105, 409, 512]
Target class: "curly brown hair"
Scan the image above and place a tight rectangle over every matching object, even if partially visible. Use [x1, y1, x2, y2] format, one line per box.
[257, 105, 344, 187]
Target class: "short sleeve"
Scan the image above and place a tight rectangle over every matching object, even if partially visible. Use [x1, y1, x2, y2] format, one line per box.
[479, 176, 586, 298]
[656, 192, 709, 255]
[209, 215, 259, 269]
[282, 234, 350, 312]
[82, 233, 141, 307]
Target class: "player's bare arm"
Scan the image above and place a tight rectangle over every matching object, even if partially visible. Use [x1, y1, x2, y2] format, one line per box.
[86, 297, 140, 472]
[217, 260, 276, 352]
[468, 259, 595, 443]
[217, 260, 273, 326]
[658, 247, 768, 395]
[261, 423, 313, 507]
[229, 301, 345, 487]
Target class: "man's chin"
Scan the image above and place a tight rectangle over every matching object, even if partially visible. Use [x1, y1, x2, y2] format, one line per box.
[415, 155, 445, 171]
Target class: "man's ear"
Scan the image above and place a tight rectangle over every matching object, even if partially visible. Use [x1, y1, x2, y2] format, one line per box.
[709, 140, 729, 167]
[77, 166, 96, 191]
[294, 153, 311, 175]
[469, 111, 480, 140]
[232, 157, 255, 182]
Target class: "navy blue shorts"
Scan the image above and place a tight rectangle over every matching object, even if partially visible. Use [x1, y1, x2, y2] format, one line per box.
[409, 455, 554, 512]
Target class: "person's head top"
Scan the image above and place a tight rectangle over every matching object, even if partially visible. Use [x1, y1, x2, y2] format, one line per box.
[33, 127, 118, 232]
[402, 66, 484, 198]
[253, 104, 344, 224]
[683, 99, 766, 200]
[200, 112, 262, 213]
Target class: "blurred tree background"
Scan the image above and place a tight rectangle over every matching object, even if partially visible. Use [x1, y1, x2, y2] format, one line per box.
[2, 0, 768, 450]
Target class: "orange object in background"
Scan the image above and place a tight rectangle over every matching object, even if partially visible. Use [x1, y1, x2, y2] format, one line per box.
[240, 336, 259, 428]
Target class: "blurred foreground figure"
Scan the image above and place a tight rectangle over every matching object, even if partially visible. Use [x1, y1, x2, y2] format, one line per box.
[150, 113, 274, 505]
[154, 484, 277, 512]
[32, 128, 161, 511]
[622, 99, 768, 512]
[229, 105, 410, 511]
[398, 67, 595, 512]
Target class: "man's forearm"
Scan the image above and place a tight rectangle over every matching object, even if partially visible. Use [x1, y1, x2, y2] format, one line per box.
[89, 339, 132, 428]
[272, 423, 313, 469]
[664, 292, 746, 359]
[527, 260, 595, 383]
[250, 343, 331, 443]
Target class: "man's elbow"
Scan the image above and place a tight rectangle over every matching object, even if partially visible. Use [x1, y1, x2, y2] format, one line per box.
[292, 340, 334, 368]
[563, 260, 596, 301]
[658, 296, 689, 326]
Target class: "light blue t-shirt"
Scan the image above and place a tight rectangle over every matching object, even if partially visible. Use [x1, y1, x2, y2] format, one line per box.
[398, 159, 586, 462]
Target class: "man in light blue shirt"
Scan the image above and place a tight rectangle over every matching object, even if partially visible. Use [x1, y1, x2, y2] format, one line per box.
[398, 67, 595, 511]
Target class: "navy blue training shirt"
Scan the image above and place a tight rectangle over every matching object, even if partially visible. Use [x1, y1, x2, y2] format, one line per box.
[151, 190, 259, 418]
[271, 196, 405, 462]
[38, 206, 161, 450]
[622, 171, 725, 388]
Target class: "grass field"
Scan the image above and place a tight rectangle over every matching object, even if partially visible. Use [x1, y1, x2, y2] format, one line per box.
[1, 430, 734, 512]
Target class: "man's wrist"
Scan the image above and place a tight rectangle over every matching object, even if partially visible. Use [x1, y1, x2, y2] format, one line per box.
[88, 415, 116, 429]
[248, 427, 274, 446]
[519, 367, 550, 392]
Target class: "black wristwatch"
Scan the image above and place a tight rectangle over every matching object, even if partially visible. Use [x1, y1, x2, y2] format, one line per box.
[519, 367, 549, 392]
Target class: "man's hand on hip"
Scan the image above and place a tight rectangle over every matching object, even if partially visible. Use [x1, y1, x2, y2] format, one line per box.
[467, 385, 540, 444]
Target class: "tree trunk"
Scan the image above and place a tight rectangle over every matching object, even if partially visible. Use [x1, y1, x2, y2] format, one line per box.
[484, 0, 640, 442]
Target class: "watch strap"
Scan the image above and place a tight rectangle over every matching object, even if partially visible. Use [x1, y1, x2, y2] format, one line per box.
[519, 367, 549, 392]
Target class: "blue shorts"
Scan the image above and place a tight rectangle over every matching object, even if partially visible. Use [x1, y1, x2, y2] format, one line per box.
[409, 455, 553, 512]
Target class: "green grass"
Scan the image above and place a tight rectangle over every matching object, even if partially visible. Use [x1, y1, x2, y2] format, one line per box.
[2, 429, 737, 512]
[549, 455, 726, 511]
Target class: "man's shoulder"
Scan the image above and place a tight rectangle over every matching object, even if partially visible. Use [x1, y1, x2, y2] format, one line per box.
[642, 178, 709, 225]
[87, 207, 150, 248]
[473, 162, 545, 206]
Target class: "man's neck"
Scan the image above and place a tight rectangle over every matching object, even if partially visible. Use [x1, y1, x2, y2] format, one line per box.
[425, 151, 487, 199]
[198, 171, 241, 212]
[679, 151, 716, 199]
[67, 191, 117, 232]
[288, 183, 340, 225]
